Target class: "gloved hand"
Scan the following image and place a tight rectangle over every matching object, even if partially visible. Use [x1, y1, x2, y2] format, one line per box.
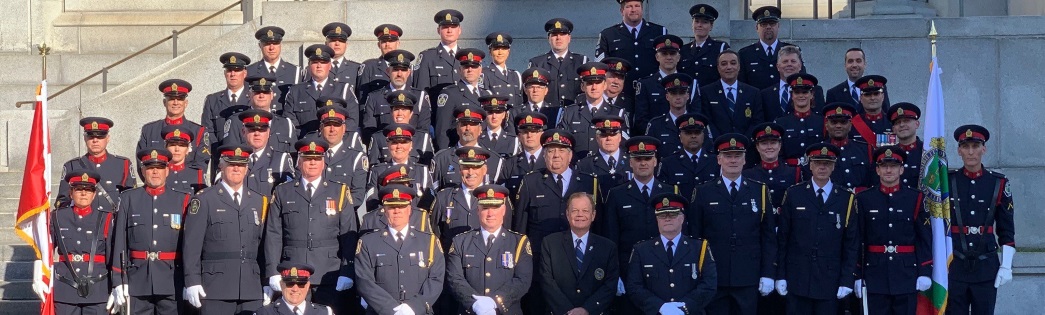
[392, 303, 416, 315]
[336, 276, 354, 291]
[836, 286, 853, 299]
[105, 284, 129, 313]
[995, 267, 1013, 288]
[184, 285, 206, 308]
[995, 245, 1016, 288]
[616, 278, 626, 296]
[263, 286, 273, 305]
[360, 298, 369, 309]
[916, 276, 932, 291]
[471, 295, 497, 315]
[855, 280, 864, 298]
[658, 302, 685, 315]
[758, 277, 774, 296]
[268, 275, 283, 292]
[31, 260, 49, 300]
[775, 280, 788, 296]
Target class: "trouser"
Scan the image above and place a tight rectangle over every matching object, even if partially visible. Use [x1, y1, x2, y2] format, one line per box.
[757, 292, 787, 315]
[946, 279, 997, 315]
[520, 279, 547, 315]
[867, 292, 916, 315]
[309, 284, 363, 315]
[839, 294, 864, 315]
[199, 299, 262, 315]
[786, 295, 837, 315]
[706, 285, 759, 315]
[130, 294, 179, 315]
[54, 302, 106, 315]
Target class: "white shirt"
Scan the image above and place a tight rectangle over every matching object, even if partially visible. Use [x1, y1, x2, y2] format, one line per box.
[313, 78, 328, 89]
[388, 83, 406, 91]
[634, 177, 654, 193]
[551, 168, 573, 196]
[327, 141, 343, 159]
[779, 80, 790, 97]
[721, 80, 739, 100]
[227, 87, 244, 102]
[461, 184, 474, 208]
[281, 297, 305, 315]
[525, 147, 543, 161]
[553, 50, 570, 60]
[626, 22, 643, 37]
[264, 59, 282, 71]
[761, 39, 780, 54]
[481, 227, 503, 246]
[685, 149, 703, 162]
[572, 231, 590, 254]
[487, 127, 504, 140]
[388, 225, 409, 241]
[220, 181, 245, 205]
[442, 43, 458, 55]
[301, 176, 323, 196]
[529, 101, 545, 111]
[812, 180, 834, 203]
[660, 234, 682, 254]
[586, 98, 605, 111]
[251, 147, 267, 162]
[848, 79, 858, 92]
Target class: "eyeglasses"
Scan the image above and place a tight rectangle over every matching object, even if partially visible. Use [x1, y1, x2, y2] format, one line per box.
[283, 281, 308, 288]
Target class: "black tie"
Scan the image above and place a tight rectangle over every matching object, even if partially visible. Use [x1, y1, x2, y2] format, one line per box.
[230, 93, 237, 104]
[251, 154, 258, 165]
[449, 49, 455, 59]
[631, 28, 638, 40]
[292, 306, 300, 315]
[555, 174, 564, 196]
[607, 156, 616, 169]
[641, 185, 650, 199]
[491, 132, 498, 140]
[557, 57, 564, 64]
[691, 154, 699, 165]
[529, 155, 536, 168]
[666, 240, 675, 261]
[531, 104, 539, 112]
[269, 66, 276, 74]
[307, 183, 314, 197]
[396, 232, 405, 248]
[767, 46, 775, 57]
[817, 188, 826, 205]
[233, 192, 240, 205]
[590, 106, 597, 116]
[503, 69, 508, 78]
[729, 182, 738, 199]
[487, 234, 495, 251]
[575, 239, 584, 271]
[332, 60, 340, 72]
[317, 84, 323, 93]
[727, 87, 736, 112]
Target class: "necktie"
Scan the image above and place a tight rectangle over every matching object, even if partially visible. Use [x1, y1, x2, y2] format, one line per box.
[307, 183, 314, 197]
[317, 84, 323, 93]
[555, 174, 564, 196]
[817, 188, 826, 205]
[641, 185, 650, 199]
[726, 87, 736, 111]
[767, 46, 775, 57]
[487, 234, 496, 251]
[269, 66, 275, 74]
[233, 192, 240, 205]
[575, 239, 584, 270]
[781, 88, 790, 108]
[332, 60, 340, 72]
[251, 154, 258, 165]
[528, 155, 536, 168]
[691, 154, 699, 165]
[666, 240, 675, 261]
[292, 306, 300, 315]
[396, 232, 404, 248]
[729, 182, 738, 198]
[851, 86, 860, 103]
[607, 156, 616, 169]
[557, 57, 564, 64]
[230, 93, 237, 104]
[502, 69, 508, 77]
[491, 132, 499, 140]
[531, 104, 539, 112]
[449, 49, 455, 60]
[631, 28, 638, 40]
[590, 106, 597, 116]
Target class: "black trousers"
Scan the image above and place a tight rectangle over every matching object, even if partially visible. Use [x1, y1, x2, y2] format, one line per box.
[786, 295, 837, 315]
[54, 302, 106, 315]
[946, 280, 997, 315]
[706, 285, 759, 315]
[199, 299, 261, 315]
[757, 292, 787, 315]
[130, 295, 179, 315]
[867, 292, 916, 315]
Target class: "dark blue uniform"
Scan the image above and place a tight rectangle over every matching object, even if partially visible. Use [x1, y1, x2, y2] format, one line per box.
[774, 112, 824, 165]
[354, 227, 445, 315]
[856, 185, 932, 315]
[243, 147, 294, 196]
[253, 300, 332, 315]
[481, 63, 524, 109]
[167, 163, 207, 194]
[633, 73, 701, 133]
[600, 180, 678, 271]
[825, 80, 891, 111]
[896, 141, 923, 189]
[743, 162, 801, 208]
[445, 229, 533, 315]
[201, 89, 250, 148]
[361, 87, 433, 139]
[626, 235, 718, 315]
[429, 186, 516, 252]
[760, 84, 826, 121]
[528, 52, 587, 107]
[282, 83, 357, 135]
[364, 163, 434, 212]
[433, 83, 492, 149]
[137, 119, 210, 170]
[556, 103, 629, 159]
[658, 150, 720, 198]
[412, 45, 461, 93]
[512, 169, 598, 258]
[503, 151, 545, 195]
[809, 139, 872, 190]
[223, 114, 297, 153]
[595, 20, 666, 82]
[360, 206, 432, 235]
[56, 154, 135, 208]
[246, 59, 301, 107]
[429, 146, 507, 190]
[736, 42, 801, 90]
[51, 201, 115, 313]
[478, 129, 520, 159]
[322, 144, 368, 206]
[357, 58, 389, 104]
[679, 38, 730, 86]
[576, 152, 631, 199]
[367, 131, 435, 166]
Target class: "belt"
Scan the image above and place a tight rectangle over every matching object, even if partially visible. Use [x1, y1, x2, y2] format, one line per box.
[285, 239, 339, 249]
[867, 245, 915, 253]
[130, 251, 177, 261]
[951, 225, 994, 235]
[56, 254, 106, 263]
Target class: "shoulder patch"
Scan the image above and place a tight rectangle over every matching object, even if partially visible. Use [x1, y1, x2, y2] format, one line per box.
[525, 239, 532, 255]
[633, 81, 641, 95]
[448, 243, 455, 254]
[356, 239, 363, 254]
[437, 94, 448, 106]
[361, 156, 369, 171]
[357, 63, 365, 76]
[412, 53, 423, 70]
[189, 199, 200, 214]
[1004, 180, 1012, 198]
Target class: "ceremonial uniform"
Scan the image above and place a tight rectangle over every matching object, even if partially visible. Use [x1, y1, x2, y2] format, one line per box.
[368, 128, 435, 165]
[744, 151, 801, 208]
[360, 205, 432, 236]
[595, 18, 666, 81]
[316, 55, 361, 92]
[283, 85, 358, 137]
[254, 263, 335, 315]
[357, 24, 404, 103]
[576, 115, 632, 195]
[254, 299, 332, 315]
[430, 140, 507, 190]
[849, 75, 893, 145]
[774, 111, 824, 166]
[412, 10, 465, 94]
[364, 163, 435, 212]
[57, 118, 136, 207]
[52, 172, 116, 314]
[138, 118, 209, 171]
[478, 128, 519, 159]
[679, 38, 729, 87]
[886, 103, 924, 189]
[202, 52, 252, 151]
[658, 149, 720, 199]
[354, 225, 445, 315]
[161, 125, 208, 194]
[322, 143, 368, 207]
[482, 66, 524, 110]
[244, 146, 294, 196]
[601, 179, 678, 271]
[434, 81, 492, 150]
[528, 22, 588, 109]
[223, 107, 297, 154]
[556, 100, 630, 159]
[430, 147, 515, 249]
[446, 216, 532, 315]
[478, 94, 521, 158]
[759, 83, 827, 121]
[539, 230, 619, 315]
[361, 86, 433, 140]
[825, 80, 891, 112]
[633, 35, 702, 132]
[248, 27, 301, 107]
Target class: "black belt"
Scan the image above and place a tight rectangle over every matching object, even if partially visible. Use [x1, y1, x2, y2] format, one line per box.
[285, 239, 338, 249]
[56, 273, 107, 297]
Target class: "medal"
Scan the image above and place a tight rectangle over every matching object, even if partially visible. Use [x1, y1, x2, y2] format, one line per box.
[254, 210, 260, 226]
[835, 213, 841, 229]
[691, 263, 698, 279]
[418, 251, 425, 268]
[751, 199, 758, 213]
[171, 214, 182, 230]
[325, 199, 337, 216]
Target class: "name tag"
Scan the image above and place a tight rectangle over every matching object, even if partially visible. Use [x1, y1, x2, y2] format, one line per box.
[750, 62, 759, 65]
[741, 202, 749, 206]
[216, 209, 226, 212]
[869, 210, 879, 213]
[286, 201, 295, 204]
[643, 265, 653, 268]
[651, 93, 660, 96]
[612, 39, 620, 42]
[536, 195, 545, 198]
[710, 101, 719, 105]
[464, 254, 474, 258]
[709, 202, 719, 206]
[796, 207, 806, 211]
[622, 205, 632, 209]
[435, 66, 444, 69]
[376, 253, 385, 257]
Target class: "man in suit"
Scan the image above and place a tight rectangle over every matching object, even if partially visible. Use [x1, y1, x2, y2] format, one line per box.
[202, 52, 251, 155]
[366, 92, 435, 165]
[504, 113, 549, 194]
[511, 68, 562, 126]
[737, 6, 803, 90]
[222, 75, 297, 153]
[433, 48, 492, 150]
[576, 115, 631, 196]
[625, 193, 718, 315]
[759, 45, 825, 121]
[361, 50, 433, 141]
[820, 103, 872, 190]
[253, 263, 335, 315]
[483, 32, 524, 110]
[773, 73, 825, 166]
[679, 4, 730, 86]
[775, 143, 859, 315]
[601, 57, 635, 117]
[139, 79, 210, 171]
[317, 22, 361, 91]
[849, 75, 892, 146]
[886, 103, 923, 189]
[247, 26, 301, 107]
[633, 34, 700, 134]
[688, 134, 776, 315]
[825, 48, 891, 110]
[55, 117, 136, 208]
[540, 192, 618, 315]
[358, 24, 404, 104]
[528, 18, 588, 107]
[236, 110, 294, 196]
[445, 185, 533, 315]
[557, 62, 630, 159]
[658, 113, 721, 198]
[596, 0, 667, 81]
[413, 9, 464, 94]
[701, 50, 763, 137]
[283, 45, 359, 136]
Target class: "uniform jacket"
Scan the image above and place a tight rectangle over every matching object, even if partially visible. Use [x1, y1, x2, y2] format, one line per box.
[688, 178, 777, 286]
[599, 179, 677, 273]
[361, 86, 433, 139]
[354, 227, 445, 315]
[856, 185, 932, 294]
[51, 201, 116, 304]
[446, 229, 533, 315]
[595, 20, 666, 80]
[112, 186, 192, 296]
[777, 182, 860, 300]
[182, 185, 268, 300]
[56, 153, 135, 208]
[137, 119, 210, 170]
[947, 168, 1016, 283]
[512, 169, 598, 259]
[626, 235, 717, 315]
[282, 79, 358, 135]
[528, 51, 588, 107]
[265, 179, 359, 284]
[679, 38, 730, 86]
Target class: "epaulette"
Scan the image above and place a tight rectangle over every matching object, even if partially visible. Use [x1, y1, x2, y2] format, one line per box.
[987, 170, 1006, 179]
[170, 187, 194, 195]
[411, 225, 435, 236]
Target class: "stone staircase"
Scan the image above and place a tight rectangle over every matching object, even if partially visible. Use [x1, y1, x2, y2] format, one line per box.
[0, 171, 48, 314]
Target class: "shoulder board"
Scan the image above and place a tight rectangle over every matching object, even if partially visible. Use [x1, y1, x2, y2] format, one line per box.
[246, 187, 269, 197]
[411, 226, 434, 236]
[744, 178, 768, 186]
[948, 168, 959, 174]
[195, 185, 215, 195]
[987, 170, 1006, 179]
[506, 229, 524, 236]
[170, 187, 194, 195]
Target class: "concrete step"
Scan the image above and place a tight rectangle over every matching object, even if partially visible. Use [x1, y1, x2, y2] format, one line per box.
[0, 280, 37, 300]
[52, 23, 243, 55]
[0, 52, 171, 86]
[0, 261, 32, 282]
[0, 244, 37, 263]
[0, 300, 42, 313]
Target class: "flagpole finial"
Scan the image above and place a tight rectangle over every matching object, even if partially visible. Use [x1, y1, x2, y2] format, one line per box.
[929, 21, 938, 58]
[37, 44, 50, 56]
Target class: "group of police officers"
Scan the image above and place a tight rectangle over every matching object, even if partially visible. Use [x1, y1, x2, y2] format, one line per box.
[36, 1, 1016, 315]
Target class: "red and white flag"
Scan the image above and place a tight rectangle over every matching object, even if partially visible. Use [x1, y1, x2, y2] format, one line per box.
[14, 80, 55, 315]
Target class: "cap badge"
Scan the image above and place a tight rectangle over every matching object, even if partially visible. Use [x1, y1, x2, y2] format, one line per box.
[395, 127, 403, 135]
[229, 55, 237, 64]
[836, 107, 844, 115]
[335, 26, 342, 34]
[171, 83, 179, 92]
[765, 126, 773, 134]
[468, 149, 476, 158]
[764, 10, 770, 17]
[173, 129, 182, 137]
[665, 38, 672, 46]
[897, 108, 905, 115]
[554, 21, 562, 29]
[467, 52, 474, 60]
[150, 150, 158, 159]
[326, 110, 336, 118]
[729, 138, 737, 146]
[615, 62, 623, 70]
[235, 148, 243, 156]
[639, 142, 647, 150]
[821, 147, 829, 155]
[496, 34, 504, 42]
[253, 114, 262, 123]
[673, 78, 681, 86]
[393, 189, 401, 198]
[315, 47, 323, 56]
[868, 79, 875, 86]
[326, 100, 334, 106]
[590, 67, 597, 75]
[259, 78, 267, 85]
[487, 188, 495, 197]
[266, 29, 274, 38]
[525, 116, 533, 123]
[383, 27, 390, 35]
[965, 129, 973, 137]
[885, 149, 893, 157]
[445, 13, 452, 21]
[491, 98, 499, 105]
[662, 198, 670, 207]
[603, 119, 612, 127]
[81, 174, 90, 182]
[553, 133, 561, 141]
[796, 77, 804, 85]
[308, 142, 317, 151]
[397, 93, 406, 102]
[464, 109, 472, 117]
[688, 117, 696, 125]
[700, 7, 706, 14]
[397, 54, 404, 62]
[532, 71, 540, 78]
[290, 267, 299, 277]
[400, 166, 407, 174]
[91, 122, 99, 130]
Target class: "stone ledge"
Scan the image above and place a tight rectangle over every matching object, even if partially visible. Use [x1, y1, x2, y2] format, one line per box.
[53, 10, 244, 27]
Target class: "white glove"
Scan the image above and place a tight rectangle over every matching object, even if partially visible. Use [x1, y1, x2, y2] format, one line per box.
[184, 285, 206, 308]
[336, 276, 354, 291]
[855, 280, 864, 298]
[472, 295, 497, 314]
[836, 286, 853, 299]
[360, 298, 368, 309]
[758, 277, 774, 296]
[31, 260, 49, 300]
[916, 276, 931, 291]
[775, 280, 788, 296]
[658, 302, 685, 315]
[616, 278, 626, 296]
[392, 303, 416, 315]
[262, 286, 273, 305]
[105, 284, 128, 313]
[994, 267, 1013, 288]
[268, 275, 283, 292]
[995, 245, 1016, 288]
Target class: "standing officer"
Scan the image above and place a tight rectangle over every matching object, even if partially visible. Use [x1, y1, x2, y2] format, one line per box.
[202, 52, 251, 153]
[646, 77, 708, 156]
[850, 75, 892, 145]
[366, 93, 436, 165]
[365, 126, 435, 210]
[773, 73, 825, 166]
[743, 123, 801, 208]
[886, 103, 922, 189]
[825, 48, 891, 109]
[236, 109, 295, 196]
[511, 68, 562, 125]
[820, 103, 872, 190]
[625, 193, 718, 315]
[701, 50, 764, 136]
[688, 134, 776, 315]
[46, 171, 116, 314]
[601, 57, 635, 116]
[161, 125, 208, 194]
[361, 50, 433, 141]
[737, 6, 802, 90]
[504, 113, 549, 194]
[445, 185, 533, 315]
[247, 26, 301, 107]
[223, 75, 297, 153]
[528, 18, 588, 107]
[111, 148, 192, 315]
[138, 79, 210, 170]
[56, 117, 135, 208]
[283, 45, 359, 136]
[181, 144, 267, 315]
[431, 146, 514, 250]
[478, 95, 520, 158]
[354, 185, 445, 315]
[853, 146, 932, 315]
[314, 106, 369, 203]
[431, 105, 507, 190]
[360, 184, 433, 234]
[358, 24, 405, 103]
[596, 0, 667, 81]
[947, 125, 1016, 315]
[413, 9, 464, 93]
[265, 138, 361, 314]
[634, 34, 700, 133]
[483, 32, 524, 110]
[576, 115, 631, 194]
[254, 263, 335, 315]
[540, 192, 619, 315]
[680, 4, 730, 87]
[775, 143, 859, 315]
[659, 113, 720, 198]
[557, 62, 629, 159]
[433, 48, 492, 150]
[318, 22, 362, 89]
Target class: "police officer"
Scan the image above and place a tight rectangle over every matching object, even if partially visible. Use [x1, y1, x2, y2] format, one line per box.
[528, 18, 588, 107]
[596, 0, 667, 81]
[602, 57, 635, 116]
[367, 95, 436, 165]
[540, 192, 619, 315]
[314, 107, 369, 203]
[265, 138, 361, 314]
[853, 146, 932, 315]
[247, 26, 301, 106]
[825, 48, 891, 110]
[737, 6, 801, 90]
[316, 22, 361, 90]
[576, 115, 632, 196]
[760, 46, 825, 121]
[483, 32, 524, 110]
[886, 103, 922, 189]
[138, 79, 210, 170]
[478, 95, 520, 158]
[504, 113, 548, 195]
[366, 125, 435, 206]
[161, 125, 208, 194]
[111, 148, 192, 315]
[433, 48, 492, 150]
[511, 68, 562, 125]
[625, 193, 718, 315]
[820, 102, 872, 190]
[648, 73, 703, 155]
[850, 75, 892, 145]
[202, 52, 251, 152]
[182, 144, 267, 315]
[46, 171, 116, 314]
[688, 134, 776, 315]
[223, 75, 298, 153]
[557, 62, 629, 159]
[773, 73, 825, 166]
[254, 263, 335, 315]
[947, 125, 1016, 315]
[680, 4, 730, 87]
[358, 24, 405, 103]
[776, 143, 859, 315]
[354, 187, 445, 315]
[360, 184, 433, 234]
[284, 44, 359, 135]
[361, 51, 433, 141]
[413, 9, 464, 93]
[431, 146, 514, 250]
[236, 109, 295, 196]
[701, 51, 764, 136]
[743, 123, 801, 208]
[634, 34, 700, 134]
[658, 113, 721, 197]
[446, 184, 533, 315]
[56, 117, 136, 208]
[431, 105, 507, 190]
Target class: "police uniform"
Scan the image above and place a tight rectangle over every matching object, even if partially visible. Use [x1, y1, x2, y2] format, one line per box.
[855, 147, 932, 315]
[886, 103, 923, 189]
[51, 171, 116, 314]
[202, 52, 252, 150]
[430, 109, 508, 189]
[700, 71, 764, 136]
[482, 32, 524, 111]
[253, 263, 335, 315]
[556, 62, 630, 159]
[312, 110, 369, 205]
[360, 185, 433, 234]
[357, 24, 404, 104]
[633, 36, 702, 133]
[772, 73, 825, 166]
[478, 95, 521, 158]
[361, 55, 434, 140]
[646, 112, 707, 157]
[510, 68, 563, 126]
[365, 159, 435, 214]
[595, 7, 667, 82]
[737, 7, 803, 90]
[689, 135, 776, 315]
[816, 103, 873, 190]
[679, 5, 730, 86]
[760, 79, 827, 122]
[112, 149, 192, 315]
[947, 126, 1016, 315]
[601, 57, 637, 117]
[743, 123, 802, 207]
[161, 125, 208, 194]
[246, 26, 302, 107]
[503, 113, 549, 195]
[528, 18, 588, 107]
[825, 78, 891, 113]
[430, 147, 515, 250]
[284, 45, 359, 136]
[181, 145, 267, 315]
[367, 123, 435, 174]
[539, 225, 619, 315]
[657, 114, 720, 198]
[849, 75, 892, 145]
[625, 194, 718, 315]
[56, 117, 136, 208]
[576, 116, 633, 197]
[445, 186, 533, 315]
[353, 218, 445, 315]
[776, 144, 860, 315]
[244, 144, 294, 197]
[433, 48, 493, 150]
[223, 76, 298, 153]
[412, 9, 464, 94]
[138, 79, 211, 170]
[312, 23, 361, 91]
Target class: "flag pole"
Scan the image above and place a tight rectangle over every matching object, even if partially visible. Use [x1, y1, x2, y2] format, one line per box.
[39, 44, 50, 82]
[929, 21, 938, 58]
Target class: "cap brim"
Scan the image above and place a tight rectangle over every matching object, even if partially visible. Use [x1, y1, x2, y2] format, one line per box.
[282, 276, 310, 282]
[478, 200, 505, 207]
[140, 160, 169, 167]
[84, 130, 109, 136]
[630, 152, 656, 157]
[386, 135, 413, 141]
[808, 156, 838, 162]
[382, 200, 412, 206]
[654, 208, 683, 214]
[542, 142, 572, 148]
[222, 156, 250, 164]
[458, 160, 487, 167]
